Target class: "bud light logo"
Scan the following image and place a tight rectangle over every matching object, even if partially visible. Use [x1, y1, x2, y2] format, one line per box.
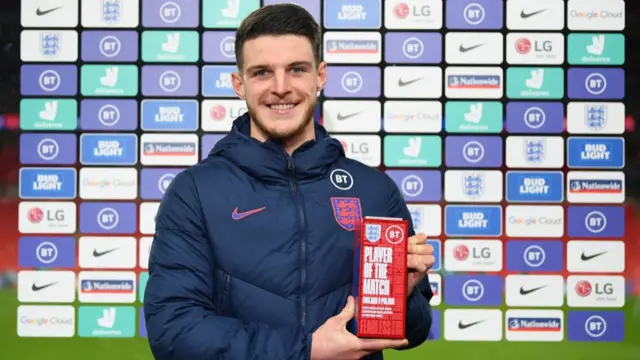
[567, 137, 624, 168]
[445, 205, 502, 236]
[506, 171, 563, 203]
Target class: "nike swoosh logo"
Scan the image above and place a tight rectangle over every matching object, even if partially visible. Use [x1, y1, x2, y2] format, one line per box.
[232, 206, 266, 220]
[32, 282, 58, 291]
[36, 7, 62, 16]
[458, 320, 484, 329]
[93, 248, 118, 257]
[459, 44, 484, 53]
[398, 78, 422, 87]
[581, 251, 607, 261]
[519, 285, 546, 295]
[337, 112, 361, 121]
[520, 9, 546, 19]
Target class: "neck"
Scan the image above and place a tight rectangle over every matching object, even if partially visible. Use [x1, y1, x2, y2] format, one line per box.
[250, 119, 316, 155]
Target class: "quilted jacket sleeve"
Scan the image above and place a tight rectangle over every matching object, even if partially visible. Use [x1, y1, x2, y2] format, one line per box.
[143, 170, 311, 360]
[386, 177, 434, 350]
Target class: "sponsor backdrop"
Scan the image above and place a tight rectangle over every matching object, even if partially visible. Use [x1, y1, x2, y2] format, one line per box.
[15, 0, 635, 358]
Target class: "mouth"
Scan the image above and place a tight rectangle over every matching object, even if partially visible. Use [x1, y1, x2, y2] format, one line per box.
[267, 102, 299, 114]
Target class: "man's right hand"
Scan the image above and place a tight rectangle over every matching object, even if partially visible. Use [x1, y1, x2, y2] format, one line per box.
[310, 296, 408, 360]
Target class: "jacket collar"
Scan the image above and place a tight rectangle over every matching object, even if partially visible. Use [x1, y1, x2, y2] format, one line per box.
[208, 113, 345, 185]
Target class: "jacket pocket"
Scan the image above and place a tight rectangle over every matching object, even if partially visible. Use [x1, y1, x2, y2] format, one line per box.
[217, 271, 232, 316]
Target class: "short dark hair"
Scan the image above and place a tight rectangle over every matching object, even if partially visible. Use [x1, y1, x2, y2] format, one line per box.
[234, 4, 322, 71]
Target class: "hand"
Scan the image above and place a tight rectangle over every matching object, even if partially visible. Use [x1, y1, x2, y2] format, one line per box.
[311, 296, 408, 360]
[406, 233, 434, 296]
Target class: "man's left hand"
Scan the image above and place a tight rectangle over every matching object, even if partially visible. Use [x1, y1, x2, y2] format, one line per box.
[406, 233, 434, 296]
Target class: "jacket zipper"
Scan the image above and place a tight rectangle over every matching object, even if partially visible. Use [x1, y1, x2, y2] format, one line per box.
[288, 156, 307, 331]
[219, 272, 231, 315]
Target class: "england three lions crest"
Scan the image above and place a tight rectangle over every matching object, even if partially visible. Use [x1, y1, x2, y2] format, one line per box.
[102, 0, 122, 24]
[462, 172, 484, 199]
[40, 32, 60, 58]
[365, 224, 381, 243]
[524, 138, 546, 164]
[409, 207, 423, 231]
[330, 197, 362, 231]
[585, 104, 606, 131]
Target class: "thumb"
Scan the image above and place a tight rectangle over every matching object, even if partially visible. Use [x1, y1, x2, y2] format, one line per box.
[336, 295, 355, 324]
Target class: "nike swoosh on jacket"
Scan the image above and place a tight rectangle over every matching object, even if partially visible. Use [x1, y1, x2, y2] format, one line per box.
[143, 113, 434, 360]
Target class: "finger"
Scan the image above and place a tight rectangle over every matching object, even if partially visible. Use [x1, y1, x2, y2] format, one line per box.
[407, 254, 425, 272]
[424, 255, 435, 269]
[408, 243, 434, 255]
[359, 338, 409, 351]
[408, 233, 427, 245]
[407, 254, 435, 272]
[335, 295, 355, 325]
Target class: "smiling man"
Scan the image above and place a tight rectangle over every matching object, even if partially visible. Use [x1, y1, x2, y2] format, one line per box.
[143, 4, 434, 360]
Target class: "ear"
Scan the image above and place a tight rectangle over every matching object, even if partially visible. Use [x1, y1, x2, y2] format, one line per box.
[316, 60, 327, 94]
[232, 71, 245, 99]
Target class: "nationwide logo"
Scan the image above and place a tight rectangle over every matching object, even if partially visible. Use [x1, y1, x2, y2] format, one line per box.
[80, 279, 134, 294]
[325, 40, 379, 54]
[569, 179, 622, 194]
[448, 75, 501, 89]
[323, 32, 381, 63]
[507, 317, 561, 332]
[143, 142, 196, 156]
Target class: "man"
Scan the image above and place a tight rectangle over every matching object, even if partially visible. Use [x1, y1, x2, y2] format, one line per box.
[144, 4, 435, 360]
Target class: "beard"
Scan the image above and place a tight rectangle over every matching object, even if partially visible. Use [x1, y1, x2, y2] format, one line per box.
[248, 98, 316, 143]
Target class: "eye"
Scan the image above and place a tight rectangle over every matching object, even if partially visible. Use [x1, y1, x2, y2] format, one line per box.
[254, 69, 268, 76]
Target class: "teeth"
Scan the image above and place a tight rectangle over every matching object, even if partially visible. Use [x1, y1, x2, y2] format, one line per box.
[270, 104, 295, 110]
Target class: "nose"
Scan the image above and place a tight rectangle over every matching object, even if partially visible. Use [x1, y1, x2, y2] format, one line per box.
[270, 69, 291, 95]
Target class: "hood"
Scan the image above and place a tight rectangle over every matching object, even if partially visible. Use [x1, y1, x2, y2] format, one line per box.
[208, 113, 345, 185]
